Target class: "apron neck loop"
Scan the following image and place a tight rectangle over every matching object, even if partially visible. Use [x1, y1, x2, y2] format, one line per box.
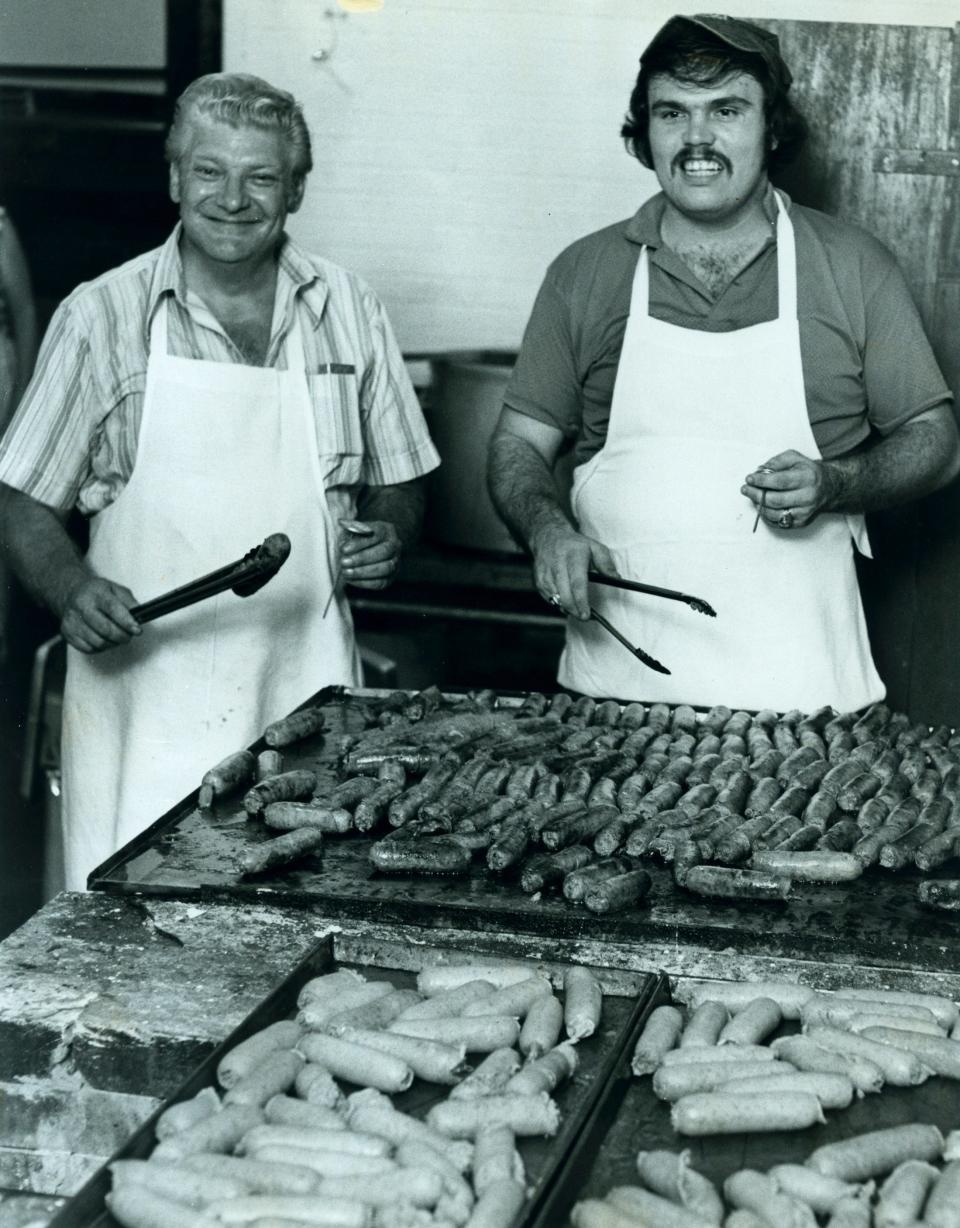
[638, 188, 798, 321]
[283, 303, 307, 372]
[772, 189, 798, 321]
[149, 295, 171, 356]
[148, 287, 309, 373]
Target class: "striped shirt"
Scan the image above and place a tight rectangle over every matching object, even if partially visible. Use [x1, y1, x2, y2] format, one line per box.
[0, 226, 439, 514]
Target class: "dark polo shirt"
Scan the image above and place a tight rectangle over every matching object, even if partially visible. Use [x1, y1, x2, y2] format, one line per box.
[504, 188, 951, 466]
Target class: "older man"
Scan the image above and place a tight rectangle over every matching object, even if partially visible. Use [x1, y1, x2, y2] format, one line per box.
[489, 14, 958, 712]
[0, 74, 438, 888]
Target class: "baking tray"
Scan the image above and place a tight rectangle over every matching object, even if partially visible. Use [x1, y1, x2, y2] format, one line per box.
[89, 688, 960, 975]
[530, 985, 960, 1227]
[46, 933, 664, 1228]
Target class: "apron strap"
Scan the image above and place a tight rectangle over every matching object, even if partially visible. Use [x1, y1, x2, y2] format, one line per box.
[635, 246, 651, 320]
[773, 189, 798, 321]
[283, 302, 307, 372]
[149, 295, 170, 356]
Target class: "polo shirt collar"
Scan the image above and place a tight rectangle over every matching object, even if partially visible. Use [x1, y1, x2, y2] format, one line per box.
[623, 183, 788, 299]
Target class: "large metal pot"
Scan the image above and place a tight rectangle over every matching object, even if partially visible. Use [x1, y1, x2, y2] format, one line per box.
[418, 350, 572, 555]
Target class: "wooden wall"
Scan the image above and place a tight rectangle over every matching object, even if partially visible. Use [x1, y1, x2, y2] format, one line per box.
[761, 18, 960, 725]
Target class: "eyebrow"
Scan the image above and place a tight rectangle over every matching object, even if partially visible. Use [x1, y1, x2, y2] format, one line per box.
[651, 94, 757, 110]
[192, 154, 283, 171]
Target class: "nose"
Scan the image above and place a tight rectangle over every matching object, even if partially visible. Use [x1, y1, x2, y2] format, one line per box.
[684, 109, 714, 148]
[216, 172, 249, 213]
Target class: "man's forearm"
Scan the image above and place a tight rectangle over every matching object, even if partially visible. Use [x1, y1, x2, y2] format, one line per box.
[821, 413, 960, 515]
[358, 479, 425, 548]
[0, 484, 90, 618]
[488, 433, 572, 553]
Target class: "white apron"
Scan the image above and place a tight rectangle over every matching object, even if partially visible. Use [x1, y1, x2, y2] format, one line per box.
[61, 298, 361, 890]
[559, 192, 884, 713]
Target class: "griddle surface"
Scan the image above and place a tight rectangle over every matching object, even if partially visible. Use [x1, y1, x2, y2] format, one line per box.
[91, 691, 960, 973]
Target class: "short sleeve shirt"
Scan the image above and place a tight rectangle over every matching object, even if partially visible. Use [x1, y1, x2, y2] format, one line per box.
[0, 226, 439, 514]
[504, 190, 952, 465]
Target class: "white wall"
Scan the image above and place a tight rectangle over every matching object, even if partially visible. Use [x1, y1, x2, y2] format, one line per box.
[224, 0, 958, 352]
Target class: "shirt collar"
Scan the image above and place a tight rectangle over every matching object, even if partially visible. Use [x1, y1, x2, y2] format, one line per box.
[276, 232, 329, 326]
[624, 182, 790, 249]
[145, 224, 329, 333]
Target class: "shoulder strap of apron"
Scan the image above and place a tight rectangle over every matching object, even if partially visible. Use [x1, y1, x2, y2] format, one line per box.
[283, 300, 307, 372]
[149, 295, 170, 355]
[773, 189, 798, 321]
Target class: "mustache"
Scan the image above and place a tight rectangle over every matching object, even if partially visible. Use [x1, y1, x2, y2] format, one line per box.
[671, 147, 731, 173]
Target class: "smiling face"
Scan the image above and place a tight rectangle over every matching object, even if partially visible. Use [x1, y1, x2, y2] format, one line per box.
[647, 70, 772, 226]
[169, 114, 305, 271]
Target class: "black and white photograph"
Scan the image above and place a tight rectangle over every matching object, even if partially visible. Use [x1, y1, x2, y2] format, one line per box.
[2, 2, 960, 1225]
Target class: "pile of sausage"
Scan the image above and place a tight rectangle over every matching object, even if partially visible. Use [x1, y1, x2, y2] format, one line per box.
[104, 958, 604, 1228]
[572, 1129, 960, 1227]
[632, 978, 960, 1134]
[199, 690, 960, 910]
[606, 977, 960, 1225]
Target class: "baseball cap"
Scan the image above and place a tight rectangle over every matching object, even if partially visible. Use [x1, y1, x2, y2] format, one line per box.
[641, 14, 792, 90]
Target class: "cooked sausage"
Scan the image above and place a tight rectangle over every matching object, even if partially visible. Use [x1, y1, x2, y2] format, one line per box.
[243, 771, 317, 816]
[238, 827, 324, 875]
[199, 750, 256, 808]
[681, 866, 792, 900]
[585, 869, 652, 913]
[368, 837, 471, 876]
[263, 707, 325, 748]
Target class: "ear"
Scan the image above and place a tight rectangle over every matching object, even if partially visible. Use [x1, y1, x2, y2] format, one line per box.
[169, 161, 182, 205]
[287, 175, 306, 215]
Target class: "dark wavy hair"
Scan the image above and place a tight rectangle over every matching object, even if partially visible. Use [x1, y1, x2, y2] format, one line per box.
[621, 30, 808, 170]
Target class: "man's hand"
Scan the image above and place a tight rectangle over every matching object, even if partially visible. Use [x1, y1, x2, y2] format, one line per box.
[741, 450, 838, 529]
[339, 519, 402, 591]
[531, 522, 619, 621]
[61, 577, 141, 653]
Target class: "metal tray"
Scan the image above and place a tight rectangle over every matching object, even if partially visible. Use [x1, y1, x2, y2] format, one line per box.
[46, 932, 664, 1228]
[530, 983, 960, 1227]
[89, 688, 960, 975]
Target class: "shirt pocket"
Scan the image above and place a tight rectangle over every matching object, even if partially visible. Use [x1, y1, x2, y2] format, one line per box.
[307, 370, 364, 489]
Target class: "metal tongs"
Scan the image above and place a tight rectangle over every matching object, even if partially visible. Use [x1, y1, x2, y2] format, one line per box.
[588, 570, 717, 618]
[131, 532, 292, 624]
[580, 570, 717, 675]
[588, 607, 671, 675]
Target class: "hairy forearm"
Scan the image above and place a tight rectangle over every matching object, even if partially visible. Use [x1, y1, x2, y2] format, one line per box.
[488, 433, 572, 552]
[820, 414, 960, 515]
[358, 479, 425, 548]
[0, 485, 89, 617]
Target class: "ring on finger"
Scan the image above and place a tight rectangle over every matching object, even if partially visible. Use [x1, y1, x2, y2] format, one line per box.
[549, 592, 562, 606]
[778, 510, 795, 530]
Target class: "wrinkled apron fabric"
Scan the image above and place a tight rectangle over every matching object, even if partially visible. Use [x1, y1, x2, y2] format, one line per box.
[559, 192, 884, 713]
[62, 298, 360, 889]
